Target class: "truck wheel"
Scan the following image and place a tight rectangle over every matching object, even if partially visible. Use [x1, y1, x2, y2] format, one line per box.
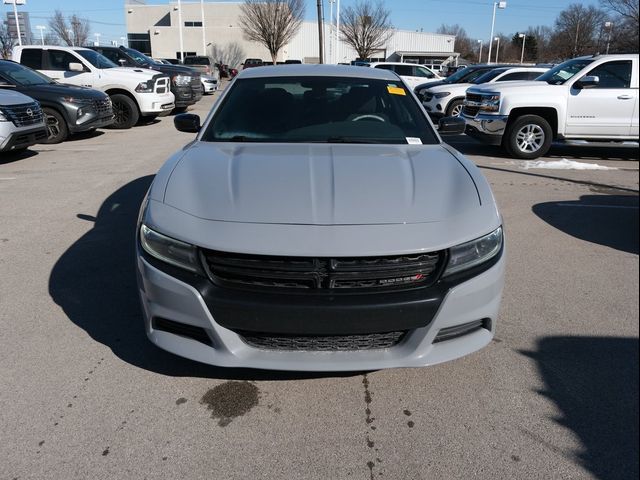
[109, 94, 139, 129]
[504, 115, 552, 159]
[42, 108, 68, 144]
[446, 99, 464, 117]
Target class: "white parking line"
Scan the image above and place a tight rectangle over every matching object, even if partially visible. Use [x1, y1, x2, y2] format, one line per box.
[556, 203, 639, 209]
[0, 177, 17, 180]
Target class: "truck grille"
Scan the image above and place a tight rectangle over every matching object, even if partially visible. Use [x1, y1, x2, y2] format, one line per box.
[240, 330, 406, 351]
[201, 250, 444, 292]
[153, 75, 170, 94]
[92, 98, 112, 116]
[463, 92, 482, 117]
[2, 102, 44, 127]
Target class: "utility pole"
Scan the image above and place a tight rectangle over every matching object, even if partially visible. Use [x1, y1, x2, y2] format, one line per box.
[477, 39, 483, 63]
[317, 0, 324, 64]
[494, 36, 500, 63]
[573, 20, 580, 57]
[604, 21, 613, 54]
[518, 33, 526, 64]
[36, 25, 46, 45]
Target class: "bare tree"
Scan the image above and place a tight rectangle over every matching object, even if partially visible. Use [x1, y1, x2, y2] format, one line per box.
[340, 1, 393, 61]
[600, 0, 639, 24]
[551, 4, 608, 58]
[239, 0, 305, 65]
[600, 0, 639, 52]
[48, 10, 90, 47]
[211, 42, 246, 69]
[436, 24, 475, 60]
[0, 21, 16, 59]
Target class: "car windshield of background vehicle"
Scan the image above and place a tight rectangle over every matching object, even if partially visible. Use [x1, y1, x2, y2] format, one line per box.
[184, 57, 209, 65]
[537, 58, 595, 85]
[76, 50, 118, 69]
[446, 67, 481, 83]
[0, 62, 53, 86]
[124, 47, 156, 66]
[201, 76, 439, 145]
[472, 68, 508, 84]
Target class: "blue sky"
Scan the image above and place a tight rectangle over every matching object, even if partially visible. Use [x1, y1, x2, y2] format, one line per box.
[6, 0, 601, 46]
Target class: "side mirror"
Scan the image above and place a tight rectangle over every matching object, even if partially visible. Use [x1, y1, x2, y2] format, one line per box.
[68, 62, 85, 72]
[118, 59, 128, 66]
[575, 75, 599, 89]
[174, 113, 201, 133]
[438, 116, 466, 136]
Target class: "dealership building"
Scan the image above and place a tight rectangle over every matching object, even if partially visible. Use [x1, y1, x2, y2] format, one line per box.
[125, 1, 459, 67]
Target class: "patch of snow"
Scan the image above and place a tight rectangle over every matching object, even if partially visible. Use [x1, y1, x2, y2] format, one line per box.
[520, 158, 618, 170]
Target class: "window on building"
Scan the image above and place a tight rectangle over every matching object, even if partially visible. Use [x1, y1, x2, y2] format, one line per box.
[127, 33, 151, 56]
[177, 52, 197, 61]
[184, 21, 203, 27]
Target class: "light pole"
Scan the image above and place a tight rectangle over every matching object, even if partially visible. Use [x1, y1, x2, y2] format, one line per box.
[316, 0, 324, 64]
[328, 0, 335, 63]
[200, 0, 207, 57]
[67, 28, 74, 46]
[336, 0, 340, 64]
[518, 33, 526, 64]
[36, 25, 46, 45]
[604, 21, 613, 54]
[94, 32, 101, 46]
[120, 36, 126, 47]
[176, 0, 185, 62]
[487, 1, 506, 65]
[494, 36, 500, 63]
[477, 39, 483, 63]
[4, 0, 26, 46]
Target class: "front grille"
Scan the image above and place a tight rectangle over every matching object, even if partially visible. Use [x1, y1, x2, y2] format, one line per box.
[462, 105, 480, 117]
[3, 102, 44, 127]
[463, 92, 482, 117]
[240, 331, 406, 351]
[153, 75, 170, 94]
[92, 98, 112, 116]
[201, 250, 444, 292]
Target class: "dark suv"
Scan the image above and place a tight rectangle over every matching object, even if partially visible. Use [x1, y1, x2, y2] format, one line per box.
[0, 60, 113, 143]
[87, 46, 202, 111]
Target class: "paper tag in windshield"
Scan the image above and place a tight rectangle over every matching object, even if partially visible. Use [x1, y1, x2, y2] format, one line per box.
[387, 85, 406, 95]
[406, 137, 422, 145]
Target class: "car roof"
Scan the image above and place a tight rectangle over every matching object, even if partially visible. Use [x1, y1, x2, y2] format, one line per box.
[237, 64, 399, 81]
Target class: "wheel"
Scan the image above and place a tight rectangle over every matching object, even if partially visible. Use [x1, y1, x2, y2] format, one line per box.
[108, 94, 139, 129]
[201, 84, 206, 95]
[173, 106, 188, 114]
[42, 108, 68, 144]
[503, 114, 552, 159]
[446, 99, 464, 117]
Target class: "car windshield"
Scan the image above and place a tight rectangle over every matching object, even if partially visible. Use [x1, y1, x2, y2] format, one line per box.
[537, 58, 595, 85]
[0, 62, 53, 86]
[202, 76, 438, 145]
[444, 67, 476, 83]
[472, 68, 508, 84]
[76, 49, 118, 69]
[123, 47, 155, 65]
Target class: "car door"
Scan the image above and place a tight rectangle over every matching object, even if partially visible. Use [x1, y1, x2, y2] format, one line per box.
[39, 49, 95, 88]
[565, 60, 635, 137]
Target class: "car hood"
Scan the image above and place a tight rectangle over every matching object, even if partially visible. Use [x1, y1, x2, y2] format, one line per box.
[468, 80, 548, 94]
[163, 143, 480, 225]
[102, 66, 161, 80]
[428, 82, 472, 94]
[145, 63, 199, 76]
[0, 88, 36, 105]
[18, 82, 107, 100]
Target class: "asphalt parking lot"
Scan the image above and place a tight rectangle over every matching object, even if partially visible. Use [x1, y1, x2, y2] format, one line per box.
[1, 87, 638, 480]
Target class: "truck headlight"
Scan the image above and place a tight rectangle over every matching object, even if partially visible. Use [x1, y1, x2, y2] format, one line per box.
[135, 81, 154, 93]
[443, 227, 503, 276]
[140, 224, 202, 273]
[434, 92, 451, 98]
[0, 110, 8, 122]
[479, 94, 501, 112]
[172, 75, 192, 86]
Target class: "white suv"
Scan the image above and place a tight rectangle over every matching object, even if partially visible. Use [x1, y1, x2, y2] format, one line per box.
[369, 62, 442, 89]
[0, 89, 47, 153]
[12, 46, 175, 129]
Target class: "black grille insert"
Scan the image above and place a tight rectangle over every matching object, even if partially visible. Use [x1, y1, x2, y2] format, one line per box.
[433, 319, 491, 343]
[152, 317, 213, 346]
[201, 250, 444, 292]
[3, 102, 44, 127]
[241, 331, 406, 351]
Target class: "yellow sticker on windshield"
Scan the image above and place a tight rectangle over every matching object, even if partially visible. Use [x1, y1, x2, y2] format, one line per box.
[387, 86, 406, 96]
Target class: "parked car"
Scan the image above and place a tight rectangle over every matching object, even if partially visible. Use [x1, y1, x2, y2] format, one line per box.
[462, 54, 639, 158]
[200, 74, 218, 94]
[0, 88, 47, 153]
[137, 65, 504, 371]
[284, 59, 302, 64]
[414, 64, 516, 93]
[369, 62, 442, 88]
[420, 66, 548, 119]
[87, 45, 202, 112]
[0, 60, 113, 143]
[183, 56, 214, 76]
[162, 58, 181, 65]
[242, 58, 263, 69]
[153, 58, 171, 65]
[12, 46, 174, 129]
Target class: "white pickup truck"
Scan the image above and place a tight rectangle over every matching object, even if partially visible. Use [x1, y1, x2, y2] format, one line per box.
[12, 46, 175, 129]
[462, 54, 639, 159]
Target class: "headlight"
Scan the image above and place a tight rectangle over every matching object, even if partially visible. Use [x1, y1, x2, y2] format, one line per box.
[479, 93, 500, 112]
[443, 227, 503, 276]
[434, 92, 451, 98]
[140, 224, 202, 273]
[172, 75, 192, 86]
[0, 109, 8, 122]
[135, 81, 154, 93]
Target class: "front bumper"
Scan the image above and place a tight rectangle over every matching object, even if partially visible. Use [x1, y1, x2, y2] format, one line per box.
[69, 112, 114, 133]
[0, 125, 47, 152]
[172, 84, 203, 108]
[423, 98, 447, 120]
[462, 113, 509, 146]
[137, 91, 175, 116]
[136, 246, 505, 371]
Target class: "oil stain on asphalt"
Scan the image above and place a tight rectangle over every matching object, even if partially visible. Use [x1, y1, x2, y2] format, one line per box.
[200, 381, 260, 427]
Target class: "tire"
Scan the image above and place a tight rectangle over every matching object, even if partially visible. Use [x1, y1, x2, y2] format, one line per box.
[42, 107, 68, 144]
[109, 94, 139, 129]
[503, 114, 553, 159]
[173, 106, 188, 114]
[446, 99, 464, 117]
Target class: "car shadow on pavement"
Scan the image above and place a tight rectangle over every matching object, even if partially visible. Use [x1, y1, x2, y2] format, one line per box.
[48, 176, 361, 381]
[521, 337, 639, 480]
[532, 195, 639, 254]
[0, 148, 38, 164]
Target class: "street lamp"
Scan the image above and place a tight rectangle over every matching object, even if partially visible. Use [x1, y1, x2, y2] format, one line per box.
[328, 0, 335, 64]
[200, 0, 207, 56]
[94, 32, 101, 46]
[120, 36, 127, 47]
[604, 21, 613, 54]
[176, 0, 185, 62]
[67, 28, 74, 46]
[477, 39, 483, 63]
[487, 1, 506, 65]
[494, 36, 500, 63]
[35, 25, 46, 45]
[3, 0, 27, 46]
[518, 33, 526, 64]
